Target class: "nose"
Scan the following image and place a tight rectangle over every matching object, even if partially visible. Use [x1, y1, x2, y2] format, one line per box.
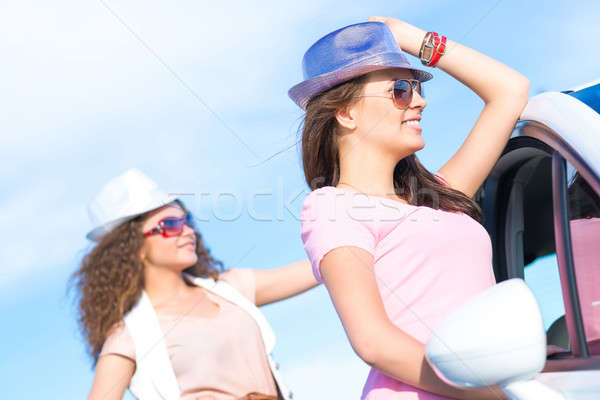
[182, 222, 195, 237]
[410, 90, 427, 109]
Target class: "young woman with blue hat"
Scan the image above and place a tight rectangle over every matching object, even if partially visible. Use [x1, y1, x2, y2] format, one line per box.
[71, 168, 317, 400]
[291, 18, 534, 399]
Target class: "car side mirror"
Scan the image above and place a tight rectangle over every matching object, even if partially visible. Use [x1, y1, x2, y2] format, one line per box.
[425, 278, 564, 399]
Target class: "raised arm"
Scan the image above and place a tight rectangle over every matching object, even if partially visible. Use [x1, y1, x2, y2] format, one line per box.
[320, 245, 508, 400]
[370, 16, 530, 198]
[88, 354, 135, 400]
[253, 259, 319, 306]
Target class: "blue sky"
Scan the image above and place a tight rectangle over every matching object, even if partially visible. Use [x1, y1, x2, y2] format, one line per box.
[1, 0, 599, 398]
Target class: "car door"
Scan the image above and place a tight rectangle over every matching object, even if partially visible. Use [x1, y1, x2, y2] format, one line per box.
[478, 135, 569, 345]
[477, 81, 600, 398]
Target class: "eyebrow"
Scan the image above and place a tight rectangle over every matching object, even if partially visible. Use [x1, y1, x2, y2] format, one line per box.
[160, 212, 186, 220]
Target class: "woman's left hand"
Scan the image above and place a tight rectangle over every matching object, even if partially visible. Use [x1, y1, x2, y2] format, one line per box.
[367, 16, 399, 26]
[367, 16, 425, 58]
[368, 16, 405, 28]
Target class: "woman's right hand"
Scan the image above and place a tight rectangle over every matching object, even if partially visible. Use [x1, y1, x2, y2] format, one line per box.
[546, 344, 569, 357]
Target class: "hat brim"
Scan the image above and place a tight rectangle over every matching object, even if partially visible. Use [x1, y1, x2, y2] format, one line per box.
[289, 52, 433, 110]
[86, 194, 179, 242]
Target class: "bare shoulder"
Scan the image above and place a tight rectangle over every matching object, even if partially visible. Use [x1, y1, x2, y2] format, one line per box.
[219, 268, 256, 303]
[88, 354, 135, 400]
[219, 268, 251, 286]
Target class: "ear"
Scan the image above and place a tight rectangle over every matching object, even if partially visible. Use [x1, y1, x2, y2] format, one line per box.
[139, 245, 147, 262]
[335, 104, 358, 131]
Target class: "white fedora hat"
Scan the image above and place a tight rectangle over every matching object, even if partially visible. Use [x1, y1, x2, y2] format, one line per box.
[86, 168, 178, 241]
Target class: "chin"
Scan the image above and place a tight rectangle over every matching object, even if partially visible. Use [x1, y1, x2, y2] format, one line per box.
[408, 134, 425, 150]
[388, 141, 425, 159]
[176, 254, 199, 271]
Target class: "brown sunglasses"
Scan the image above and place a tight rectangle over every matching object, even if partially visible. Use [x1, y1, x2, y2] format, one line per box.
[357, 79, 424, 109]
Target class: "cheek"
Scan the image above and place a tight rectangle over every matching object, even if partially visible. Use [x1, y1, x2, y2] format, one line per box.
[144, 240, 177, 264]
[358, 104, 395, 133]
[360, 108, 405, 143]
[143, 240, 198, 268]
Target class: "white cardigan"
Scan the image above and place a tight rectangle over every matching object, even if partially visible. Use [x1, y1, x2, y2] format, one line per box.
[123, 272, 292, 400]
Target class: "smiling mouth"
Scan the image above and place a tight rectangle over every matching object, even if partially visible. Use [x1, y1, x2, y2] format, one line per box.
[402, 120, 421, 127]
[402, 122, 422, 133]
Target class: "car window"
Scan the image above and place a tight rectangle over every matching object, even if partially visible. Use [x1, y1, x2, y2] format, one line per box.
[505, 156, 568, 338]
[566, 161, 600, 355]
[524, 255, 565, 331]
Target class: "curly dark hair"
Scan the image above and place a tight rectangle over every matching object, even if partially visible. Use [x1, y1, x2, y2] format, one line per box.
[69, 199, 223, 365]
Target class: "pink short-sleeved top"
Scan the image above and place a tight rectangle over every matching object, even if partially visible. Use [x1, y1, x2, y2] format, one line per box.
[301, 173, 497, 400]
[99, 268, 278, 400]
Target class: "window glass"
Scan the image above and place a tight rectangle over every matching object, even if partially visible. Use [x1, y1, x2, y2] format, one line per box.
[524, 254, 565, 331]
[566, 162, 600, 355]
[507, 156, 568, 345]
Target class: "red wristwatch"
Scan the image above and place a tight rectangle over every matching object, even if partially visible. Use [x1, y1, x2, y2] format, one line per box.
[419, 32, 447, 67]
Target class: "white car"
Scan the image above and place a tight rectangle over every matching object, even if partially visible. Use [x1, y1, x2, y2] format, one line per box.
[425, 79, 600, 399]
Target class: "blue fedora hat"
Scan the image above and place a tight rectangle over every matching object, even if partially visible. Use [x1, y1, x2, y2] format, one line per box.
[289, 21, 433, 110]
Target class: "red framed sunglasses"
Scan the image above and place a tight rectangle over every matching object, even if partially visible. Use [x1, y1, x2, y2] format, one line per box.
[143, 213, 195, 238]
[357, 79, 424, 109]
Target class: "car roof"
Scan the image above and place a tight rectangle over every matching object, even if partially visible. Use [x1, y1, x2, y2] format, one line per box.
[564, 78, 600, 94]
[517, 79, 600, 180]
[563, 78, 600, 114]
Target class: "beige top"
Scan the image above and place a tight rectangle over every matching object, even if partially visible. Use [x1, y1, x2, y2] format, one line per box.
[99, 268, 278, 400]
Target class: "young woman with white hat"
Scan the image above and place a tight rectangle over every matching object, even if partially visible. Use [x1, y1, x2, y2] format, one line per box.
[290, 18, 535, 399]
[71, 168, 316, 400]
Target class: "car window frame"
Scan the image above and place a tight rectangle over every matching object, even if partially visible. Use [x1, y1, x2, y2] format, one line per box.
[479, 133, 555, 283]
[552, 151, 589, 358]
[481, 119, 600, 361]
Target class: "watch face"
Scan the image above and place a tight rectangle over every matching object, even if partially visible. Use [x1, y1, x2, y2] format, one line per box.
[421, 46, 433, 62]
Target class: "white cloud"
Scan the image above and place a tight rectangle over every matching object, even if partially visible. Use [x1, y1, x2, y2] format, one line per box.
[0, 176, 90, 286]
[0, 0, 316, 174]
[0, 0, 330, 287]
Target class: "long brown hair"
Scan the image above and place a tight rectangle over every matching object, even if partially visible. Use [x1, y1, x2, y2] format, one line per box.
[300, 74, 483, 222]
[69, 199, 223, 365]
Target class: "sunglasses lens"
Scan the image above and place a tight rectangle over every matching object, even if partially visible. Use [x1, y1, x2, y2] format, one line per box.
[393, 80, 411, 108]
[185, 213, 195, 230]
[162, 217, 184, 237]
[418, 82, 424, 98]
